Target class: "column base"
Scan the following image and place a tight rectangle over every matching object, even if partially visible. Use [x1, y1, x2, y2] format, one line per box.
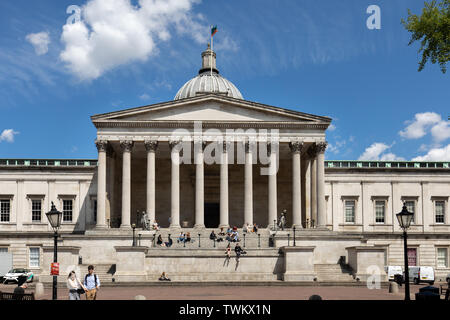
[120, 225, 132, 230]
[193, 224, 205, 230]
[94, 224, 108, 230]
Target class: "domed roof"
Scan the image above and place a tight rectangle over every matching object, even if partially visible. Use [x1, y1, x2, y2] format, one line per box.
[174, 45, 243, 101]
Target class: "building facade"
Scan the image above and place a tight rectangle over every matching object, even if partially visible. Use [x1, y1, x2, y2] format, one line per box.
[1, 47, 449, 283]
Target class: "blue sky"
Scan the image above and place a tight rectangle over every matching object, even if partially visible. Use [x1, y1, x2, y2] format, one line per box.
[0, 0, 448, 161]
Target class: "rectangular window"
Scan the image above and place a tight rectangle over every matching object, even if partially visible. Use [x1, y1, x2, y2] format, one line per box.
[31, 200, 42, 222]
[435, 201, 445, 224]
[0, 248, 8, 253]
[0, 200, 10, 222]
[63, 200, 73, 222]
[375, 201, 385, 224]
[404, 200, 415, 224]
[345, 200, 355, 223]
[437, 248, 448, 268]
[29, 247, 40, 268]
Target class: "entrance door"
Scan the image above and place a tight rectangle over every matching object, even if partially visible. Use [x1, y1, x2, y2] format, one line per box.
[205, 203, 220, 228]
[407, 248, 417, 266]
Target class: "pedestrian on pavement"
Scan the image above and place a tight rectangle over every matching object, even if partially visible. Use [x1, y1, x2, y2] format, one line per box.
[67, 271, 87, 300]
[83, 265, 100, 300]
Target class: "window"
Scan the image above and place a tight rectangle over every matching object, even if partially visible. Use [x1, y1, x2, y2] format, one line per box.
[31, 200, 42, 222]
[29, 248, 40, 268]
[437, 248, 448, 268]
[375, 200, 385, 224]
[0, 247, 8, 253]
[435, 201, 445, 224]
[404, 200, 415, 224]
[0, 200, 10, 222]
[63, 200, 73, 222]
[345, 200, 355, 223]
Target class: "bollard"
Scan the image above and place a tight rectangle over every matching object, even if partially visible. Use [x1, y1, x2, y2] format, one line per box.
[287, 234, 290, 246]
[198, 234, 201, 248]
[138, 234, 142, 247]
[134, 295, 147, 300]
[35, 282, 45, 299]
[293, 226, 296, 247]
[258, 234, 261, 248]
[389, 282, 399, 294]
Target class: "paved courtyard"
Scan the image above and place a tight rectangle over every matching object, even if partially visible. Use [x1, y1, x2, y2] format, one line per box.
[0, 283, 434, 300]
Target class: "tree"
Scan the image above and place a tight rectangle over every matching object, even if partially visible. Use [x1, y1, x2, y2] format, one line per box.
[402, 0, 450, 73]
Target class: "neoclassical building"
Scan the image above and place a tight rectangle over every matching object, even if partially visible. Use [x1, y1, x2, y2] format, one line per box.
[0, 46, 449, 283]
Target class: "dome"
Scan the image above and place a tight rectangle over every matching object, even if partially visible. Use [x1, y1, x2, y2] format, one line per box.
[174, 45, 243, 100]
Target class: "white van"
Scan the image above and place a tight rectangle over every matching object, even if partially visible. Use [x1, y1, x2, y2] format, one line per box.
[408, 266, 435, 285]
[385, 266, 403, 281]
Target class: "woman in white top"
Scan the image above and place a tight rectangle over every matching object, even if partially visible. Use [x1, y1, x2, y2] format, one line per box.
[67, 271, 87, 300]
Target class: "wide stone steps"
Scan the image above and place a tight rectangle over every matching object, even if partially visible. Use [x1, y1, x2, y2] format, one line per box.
[79, 264, 116, 284]
[314, 264, 355, 282]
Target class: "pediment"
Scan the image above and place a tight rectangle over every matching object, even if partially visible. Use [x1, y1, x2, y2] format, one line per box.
[92, 95, 331, 126]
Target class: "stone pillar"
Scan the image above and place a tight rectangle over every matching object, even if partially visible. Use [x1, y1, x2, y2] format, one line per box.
[308, 147, 318, 228]
[290, 141, 304, 228]
[145, 140, 158, 225]
[194, 140, 205, 229]
[220, 142, 229, 228]
[268, 143, 278, 228]
[95, 140, 108, 229]
[316, 142, 328, 228]
[304, 156, 311, 228]
[244, 141, 254, 226]
[120, 141, 134, 229]
[170, 140, 181, 228]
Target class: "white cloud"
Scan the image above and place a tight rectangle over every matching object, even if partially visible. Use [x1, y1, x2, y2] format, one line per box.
[328, 124, 336, 131]
[139, 93, 150, 100]
[26, 32, 51, 55]
[0, 129, 19, 143]
[60, 0, 208, 81]
[358, 142, 404, 161]
[412, 144, 450, 161]
[399, 112, 447, 141]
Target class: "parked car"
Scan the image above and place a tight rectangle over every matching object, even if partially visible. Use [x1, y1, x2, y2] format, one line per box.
[408, 266, 435, 285]
[2, 268, 34, 284]
[385, 266, 403, 281]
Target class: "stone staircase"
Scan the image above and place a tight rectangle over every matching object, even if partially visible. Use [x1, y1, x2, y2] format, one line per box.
[314, 264, 355, 282]
[79, 264, 116, 284]
[148, 228, 272, 249]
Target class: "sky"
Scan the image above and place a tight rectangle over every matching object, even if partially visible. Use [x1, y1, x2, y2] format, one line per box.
[0, 0, 449, 161]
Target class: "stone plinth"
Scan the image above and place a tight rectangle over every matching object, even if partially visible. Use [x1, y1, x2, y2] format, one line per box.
[280, 246, 315, 281]
[40, 246, 81, 283]
[346, 246, 388, 282]
[114, 246, 148, 282]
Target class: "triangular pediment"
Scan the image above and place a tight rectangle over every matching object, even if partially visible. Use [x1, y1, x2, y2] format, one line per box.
[92, 95, 331, 126]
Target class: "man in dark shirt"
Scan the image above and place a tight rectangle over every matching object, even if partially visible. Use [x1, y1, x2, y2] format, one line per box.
[13, 276, 28, 300]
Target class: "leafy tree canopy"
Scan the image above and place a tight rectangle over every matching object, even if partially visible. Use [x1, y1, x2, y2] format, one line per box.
[402, 0, 450, 73]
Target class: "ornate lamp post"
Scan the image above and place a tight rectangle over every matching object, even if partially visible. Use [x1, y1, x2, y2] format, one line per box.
[132, 224, 136, 247]
[396, 203, 414, 301]
[45, 202, 62, 300]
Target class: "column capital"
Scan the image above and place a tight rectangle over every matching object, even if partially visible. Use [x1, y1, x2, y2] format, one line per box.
[316, 141, 328, 154]
[144, 140, 159, 152]
[289, 140, 304, 154]
[169, 140, 182, 152]
[120, 140, 134, 153]
[95, 140, 109, 153]
[267, 141, 279, 156]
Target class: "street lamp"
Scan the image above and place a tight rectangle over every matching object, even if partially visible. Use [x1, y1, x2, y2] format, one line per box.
[293, 226, 296, 247]
[132, 224, 136, 247]
[45, 202, 62, 300]
[396, 203, 414, 301]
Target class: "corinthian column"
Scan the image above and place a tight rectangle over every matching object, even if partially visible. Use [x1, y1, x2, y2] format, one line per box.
[220, 142, 229, 228]
[95, 140, 108, 229]
[120, 140, 134, 229]
[268, 142, 278, 228]
[290, 140, 304, 228]
[244, 141, 254, 226]
[145, 140, 158, 225]
[316, 141, 328, 228]
[170, 140, 182, 228]
[194, 140, 205, 229]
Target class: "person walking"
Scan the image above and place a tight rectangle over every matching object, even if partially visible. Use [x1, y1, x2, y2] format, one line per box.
[83, 265, 100, 300]
[67, 271, 87, 300]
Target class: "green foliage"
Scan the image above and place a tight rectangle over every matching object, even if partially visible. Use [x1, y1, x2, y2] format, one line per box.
[402, 0, 450, 73]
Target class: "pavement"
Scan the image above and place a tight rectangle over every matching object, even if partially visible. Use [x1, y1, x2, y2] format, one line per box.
[0, 283, 438, 300]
